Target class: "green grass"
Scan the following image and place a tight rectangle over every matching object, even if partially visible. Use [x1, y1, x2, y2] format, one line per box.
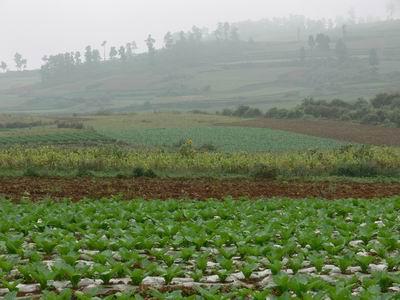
[0, 198, 399, 298]
[98, 126, 347, 152]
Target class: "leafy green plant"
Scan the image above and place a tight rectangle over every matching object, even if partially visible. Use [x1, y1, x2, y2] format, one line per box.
[29, 263, 55, 290]
[218, 257, 233, 271]
[335, 254, 353, 274]
[99, 271, 113, 285]
[162, 254, 175, 267]
[217, 269, 231, 282]
[196, 254, 208, 272]
[129, 269, 146, 285]
[269, 259, 282, 275]
[42, 289, 73, 300]
[373, 271, 396, 293]
[288, 255, 304, 274]
[356, 255, 374, 273]
[190, 270, 203, 282]
[327, 281, 353, 300]
[308, 254, 325, 273]
[162, 265, 183, 284]
[4, 235, 24, 255]
[273, 272, 291, 295]
[385, 255, 400, 271]
[242, 261, 258, 280]
[180, 247, 195, 261]
[0, 258, 14, 273]
[0, 279, 21, 292]
[34, 236, 59, 254]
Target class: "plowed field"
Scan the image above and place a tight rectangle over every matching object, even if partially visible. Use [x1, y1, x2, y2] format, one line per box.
[227, 118, 400, 146]
[1, 177, 400, 201]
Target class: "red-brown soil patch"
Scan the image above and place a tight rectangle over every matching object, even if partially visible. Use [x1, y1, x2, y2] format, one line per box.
[1, 177, 399, 201]
[227, 118, 400, 146]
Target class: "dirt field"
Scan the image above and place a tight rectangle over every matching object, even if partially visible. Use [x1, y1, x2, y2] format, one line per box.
[227, 118, 400, 146]
[1, 177, 400, 201]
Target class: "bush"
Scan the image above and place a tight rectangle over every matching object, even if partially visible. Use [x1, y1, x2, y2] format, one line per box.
[179, 139, 196, 158]
[370, 93, 400, 109]
[132, 167, 145, 177]
[56, 121, 84, 129]
[23, 166, 40, 177]
[251, 164, 278, 179]
[132, 167, 157, 178]
[334, 161, 380, 177]
[76, 166, 92, 177]
[221, 108, 234, 116]
[198, 143, 217, 152]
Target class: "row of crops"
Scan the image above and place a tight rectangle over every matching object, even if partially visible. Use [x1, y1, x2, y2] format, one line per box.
[0, 198, 399, 298]
[0, 145, 399, 178]
[0, 130, 113, 146]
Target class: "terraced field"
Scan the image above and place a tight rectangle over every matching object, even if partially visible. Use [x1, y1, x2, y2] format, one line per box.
[0, 198, 399, 299]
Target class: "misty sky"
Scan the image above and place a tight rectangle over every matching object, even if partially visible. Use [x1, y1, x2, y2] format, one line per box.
[0, 0, 391, 69]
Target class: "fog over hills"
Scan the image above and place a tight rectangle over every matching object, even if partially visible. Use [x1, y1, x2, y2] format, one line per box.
[0, 0, 392, 68]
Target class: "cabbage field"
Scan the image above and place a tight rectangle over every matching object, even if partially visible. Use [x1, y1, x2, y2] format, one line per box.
[95, 127, 346, 152]
[0, 198, 399, 299]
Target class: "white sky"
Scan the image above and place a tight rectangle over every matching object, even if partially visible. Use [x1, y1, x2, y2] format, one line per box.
[0, 0, 391, 68]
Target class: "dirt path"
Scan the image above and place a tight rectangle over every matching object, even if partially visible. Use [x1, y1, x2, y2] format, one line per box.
[227, 118, 400, 146]
[1, 177, 400, 201]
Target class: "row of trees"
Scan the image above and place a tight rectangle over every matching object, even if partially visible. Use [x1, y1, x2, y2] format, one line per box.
[298, 33, 380, 68]
[0, 53, 28, 73]
[40, 23, 242, 82]
[265, 93, 400, 127]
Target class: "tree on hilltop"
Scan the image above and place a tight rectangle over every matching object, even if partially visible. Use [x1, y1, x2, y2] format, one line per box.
[14, 53, 27, 71]
[0, 61, 7, 73]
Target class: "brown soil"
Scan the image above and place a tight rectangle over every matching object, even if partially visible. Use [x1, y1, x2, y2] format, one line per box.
[227, 118, 400, 146]
[1, 177, 399, 201]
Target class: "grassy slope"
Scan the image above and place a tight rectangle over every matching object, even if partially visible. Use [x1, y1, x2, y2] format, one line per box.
[0, 21, 400, 114]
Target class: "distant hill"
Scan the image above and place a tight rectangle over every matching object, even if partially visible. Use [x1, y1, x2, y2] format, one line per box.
[0, 19, 400, 114]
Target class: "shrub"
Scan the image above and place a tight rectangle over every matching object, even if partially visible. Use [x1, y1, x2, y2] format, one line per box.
[251, 164, 278, 179]
[132, 167, 157, 178]
[76, 166, 92, 177]
[334, 161, 380, 177]
[221, 108, 234, 116]
[144, 169, 157, 178]
[179, 139, 196, 158]
[24, 166, 40, 177]
[198, 143, 217, 152]
[56, 121, 84, 129]
[132, 167, 146, 178]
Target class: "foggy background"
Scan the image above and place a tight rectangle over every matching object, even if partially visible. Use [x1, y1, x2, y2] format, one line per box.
[0, 0, 390, 68]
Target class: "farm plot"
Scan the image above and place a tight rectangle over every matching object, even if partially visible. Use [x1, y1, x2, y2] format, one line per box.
[0, 128, 113, 146]
[97, 127, 346, 152]
[227, 118, 400, 147]
[0, 145, 399, 178]
[0, 198, 399, 299]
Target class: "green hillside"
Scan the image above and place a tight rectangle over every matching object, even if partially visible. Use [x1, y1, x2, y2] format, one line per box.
[1, 20, 400, 114]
